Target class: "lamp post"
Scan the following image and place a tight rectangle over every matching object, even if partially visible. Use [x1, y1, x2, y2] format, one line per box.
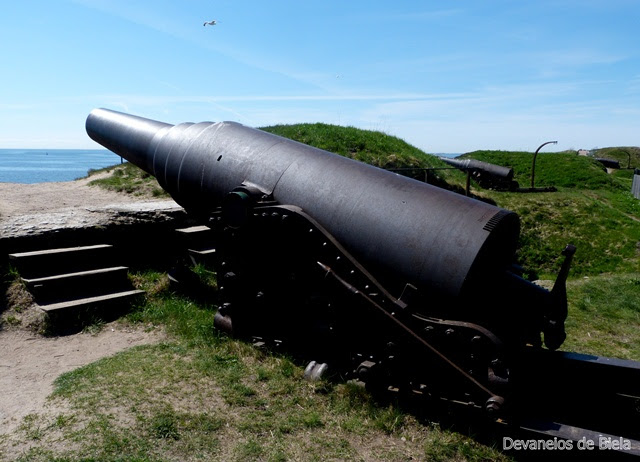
[531, 140, 558, 190]
[619, 149, 631, 169]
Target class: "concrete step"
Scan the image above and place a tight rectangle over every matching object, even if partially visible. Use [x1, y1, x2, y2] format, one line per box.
[175, 225, 215, 246]
[175, 225, 217, 267]
[176, 225, 216, 264]
[9, 244, 117, 279]
[188, 247, 217, 266]
[39, 289, 146, 334]
[22, 266, 132, 304]
[175, 225, 212, 235]
[8, 242, 145, 333]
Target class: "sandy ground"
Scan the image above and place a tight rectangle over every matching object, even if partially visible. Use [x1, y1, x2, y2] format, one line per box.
[0, 174, 142, 218]
[0, 178, 173, 440]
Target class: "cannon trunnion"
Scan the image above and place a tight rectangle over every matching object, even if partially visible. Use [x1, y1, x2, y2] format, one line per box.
[87, 108, 640, 456]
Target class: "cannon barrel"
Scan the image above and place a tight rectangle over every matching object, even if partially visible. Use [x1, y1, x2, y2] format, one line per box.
[87, 108, 519, 299]
[594, 157, 621, 169]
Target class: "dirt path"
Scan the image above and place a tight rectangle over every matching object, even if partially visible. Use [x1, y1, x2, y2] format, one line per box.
[0, 323, 166, 436]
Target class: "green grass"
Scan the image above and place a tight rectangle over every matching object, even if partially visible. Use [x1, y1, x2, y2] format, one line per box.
[260, 123, 428, 169]
[485, 189, 640, 279]
[564, 273, 640, 359]
[87, 162, 169, 197]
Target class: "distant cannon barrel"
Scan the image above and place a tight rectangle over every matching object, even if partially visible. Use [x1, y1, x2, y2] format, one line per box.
[87, 109, 520, 298]
[594, 157, 620, 169]
[439, 157, 514, 181]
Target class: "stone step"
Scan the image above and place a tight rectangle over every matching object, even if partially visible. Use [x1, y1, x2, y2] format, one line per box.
[22, 266, 131, 304]
[9, 244, 117, 279]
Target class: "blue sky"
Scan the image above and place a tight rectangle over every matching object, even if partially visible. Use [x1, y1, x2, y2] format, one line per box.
[1, 0, 638, 153]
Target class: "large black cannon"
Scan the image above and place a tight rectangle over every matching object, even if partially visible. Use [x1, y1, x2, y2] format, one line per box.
[87, 108, 640, 455]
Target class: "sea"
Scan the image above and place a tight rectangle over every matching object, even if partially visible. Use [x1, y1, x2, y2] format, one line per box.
[0, 149, 123, 184]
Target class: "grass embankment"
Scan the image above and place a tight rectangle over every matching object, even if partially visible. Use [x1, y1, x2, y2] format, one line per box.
[2, 125, 638, 461]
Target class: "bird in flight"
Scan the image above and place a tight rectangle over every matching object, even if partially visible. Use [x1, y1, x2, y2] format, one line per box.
[203, 20, 217, 26]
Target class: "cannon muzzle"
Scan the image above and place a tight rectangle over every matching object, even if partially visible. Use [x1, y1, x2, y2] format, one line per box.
[86, 108, 171, 175]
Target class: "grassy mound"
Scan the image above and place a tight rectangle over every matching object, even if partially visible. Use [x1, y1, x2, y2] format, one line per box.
[87, 162, 168, 197]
